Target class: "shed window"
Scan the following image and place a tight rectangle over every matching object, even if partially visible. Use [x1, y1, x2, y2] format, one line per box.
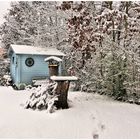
[25, 58, 34, 67]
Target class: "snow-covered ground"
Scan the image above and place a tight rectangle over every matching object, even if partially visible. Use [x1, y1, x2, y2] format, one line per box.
[0, 86, 140, 139]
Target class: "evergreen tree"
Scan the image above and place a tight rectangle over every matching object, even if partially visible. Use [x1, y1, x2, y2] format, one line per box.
[0, 1, 67, 49]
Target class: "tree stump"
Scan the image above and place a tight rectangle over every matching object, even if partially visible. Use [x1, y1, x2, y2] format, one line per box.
[50, 76, 78, 109]
[55, 81, 70, 109]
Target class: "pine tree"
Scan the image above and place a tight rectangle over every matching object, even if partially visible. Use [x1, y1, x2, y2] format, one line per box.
[0, 1, 67, 49]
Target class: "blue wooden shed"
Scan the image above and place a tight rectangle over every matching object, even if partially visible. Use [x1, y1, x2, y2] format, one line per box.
[8, 44, 65, 88]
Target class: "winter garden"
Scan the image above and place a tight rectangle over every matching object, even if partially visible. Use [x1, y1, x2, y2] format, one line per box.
[0, 1, 140, 139]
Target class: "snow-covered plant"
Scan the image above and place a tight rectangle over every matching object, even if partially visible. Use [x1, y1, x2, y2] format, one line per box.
[92, 1, 140, 101]
[0, 56, 10, 86]
[25, 81, 58, 113]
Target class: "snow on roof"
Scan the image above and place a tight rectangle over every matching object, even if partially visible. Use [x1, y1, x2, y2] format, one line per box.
[9, 44, 65, 56]
[50, 76, 78, 81]
[44, 56, 62, 62]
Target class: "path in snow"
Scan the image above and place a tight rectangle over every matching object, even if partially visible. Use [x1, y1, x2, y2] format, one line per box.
[0, 86, 140, 138]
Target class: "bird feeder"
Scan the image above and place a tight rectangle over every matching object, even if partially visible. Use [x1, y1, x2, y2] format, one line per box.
[45, 56, 62, 76]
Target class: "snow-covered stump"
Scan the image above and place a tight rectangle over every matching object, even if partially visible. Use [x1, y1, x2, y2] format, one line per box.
[50, 76, 78, 109]
[54, 81, 70, 109]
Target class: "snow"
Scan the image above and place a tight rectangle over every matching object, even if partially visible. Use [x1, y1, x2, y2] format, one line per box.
[44, 56, 62, 62]
[50, 76, 78, 81]
[32, 79, 48, 86]
[0, 86, 140, 138]
[9, 44, 66, 56]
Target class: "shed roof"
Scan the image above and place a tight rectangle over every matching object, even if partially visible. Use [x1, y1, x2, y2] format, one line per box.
[9, 44, 65, 56]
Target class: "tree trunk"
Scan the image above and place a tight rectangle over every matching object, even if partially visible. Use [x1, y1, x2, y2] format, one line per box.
[55, 81, 70, 109]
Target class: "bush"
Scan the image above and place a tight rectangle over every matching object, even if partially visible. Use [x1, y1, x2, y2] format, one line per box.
[24, 81, 58, 113]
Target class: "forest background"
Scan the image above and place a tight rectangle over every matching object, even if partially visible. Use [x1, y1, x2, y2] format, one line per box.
[0, 1, 140, 103]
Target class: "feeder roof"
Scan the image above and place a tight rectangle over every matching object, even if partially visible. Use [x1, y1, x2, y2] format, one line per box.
[44, 56, 63, 62]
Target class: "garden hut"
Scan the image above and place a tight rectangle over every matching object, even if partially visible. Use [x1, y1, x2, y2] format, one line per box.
[8, 44, 65, 89]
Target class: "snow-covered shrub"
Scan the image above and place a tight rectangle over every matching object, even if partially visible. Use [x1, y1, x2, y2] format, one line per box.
[1, 74, 12, 86]
[25, 85, 33, 90]
[24, 81, 58, 113]
[0, 58, 10, 86]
